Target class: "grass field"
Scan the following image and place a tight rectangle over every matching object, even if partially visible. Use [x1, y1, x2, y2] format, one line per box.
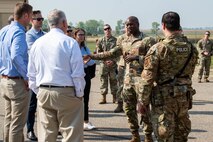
[86, 41, 96, 53]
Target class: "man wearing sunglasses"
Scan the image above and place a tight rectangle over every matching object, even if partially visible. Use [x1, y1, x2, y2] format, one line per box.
[197, 31, 213, 83]
[96, 24, 118, 104]
[26, 10, 45, 141]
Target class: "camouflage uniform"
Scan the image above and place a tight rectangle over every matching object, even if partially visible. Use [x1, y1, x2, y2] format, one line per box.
[116, 34, 126, 104]
[197, 38, 213, 81]
[97, 36, 118, 102]
[91, 34, 156, 141]
[139, 33, 198, 142]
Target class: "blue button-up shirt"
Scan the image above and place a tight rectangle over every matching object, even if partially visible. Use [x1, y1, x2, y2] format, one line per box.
[26, 27, 45, 50]
[80, 46, 95, 68]
[0, 21, 28, 80]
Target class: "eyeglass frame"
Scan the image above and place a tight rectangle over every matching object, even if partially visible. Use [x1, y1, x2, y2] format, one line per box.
[104, 27, 111, 31]
[32, 17, 44, 21]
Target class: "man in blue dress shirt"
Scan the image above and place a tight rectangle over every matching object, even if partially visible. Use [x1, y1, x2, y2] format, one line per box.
[26, 10, 45, 141]
[0, 2, 33, 142]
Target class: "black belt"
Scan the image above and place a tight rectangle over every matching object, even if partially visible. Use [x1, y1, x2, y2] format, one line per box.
[40, 85, 73, 88]
[1, 75, 23, 79]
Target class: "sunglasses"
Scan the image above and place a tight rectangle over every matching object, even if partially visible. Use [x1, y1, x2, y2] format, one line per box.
[67, 30, 72, 33]
[104, 27, 110, 31]
[32, 18, 44, 21]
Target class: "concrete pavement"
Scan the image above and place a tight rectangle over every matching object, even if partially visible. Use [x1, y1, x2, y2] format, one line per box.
[0, 66, 213, 142]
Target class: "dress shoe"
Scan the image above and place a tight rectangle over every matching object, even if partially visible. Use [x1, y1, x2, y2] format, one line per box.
[27, 131, 38, 141]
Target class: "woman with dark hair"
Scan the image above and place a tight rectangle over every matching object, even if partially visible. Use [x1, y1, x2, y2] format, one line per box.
[73, 28, 96, 130]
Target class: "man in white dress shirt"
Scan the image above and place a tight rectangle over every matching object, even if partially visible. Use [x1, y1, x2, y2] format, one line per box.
[27, 9, 85, 142]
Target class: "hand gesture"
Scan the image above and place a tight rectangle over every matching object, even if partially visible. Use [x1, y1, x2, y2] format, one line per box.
[83, 55, 91, 64]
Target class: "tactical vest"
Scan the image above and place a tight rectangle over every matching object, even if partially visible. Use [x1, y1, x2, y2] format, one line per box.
[157, 36, 197, 86]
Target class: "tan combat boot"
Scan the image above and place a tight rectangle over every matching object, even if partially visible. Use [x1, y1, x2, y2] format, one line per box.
[129, 131, 140, 142]
[144, 134, 153, 142]
[99, 95, 106, 104]
[114, 102, 124, 113]
[204, 78, 210, 82]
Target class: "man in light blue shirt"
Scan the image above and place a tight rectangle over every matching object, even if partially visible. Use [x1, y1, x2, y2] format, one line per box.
[26, 10, 45, 141]
[0, 2, 33, 142]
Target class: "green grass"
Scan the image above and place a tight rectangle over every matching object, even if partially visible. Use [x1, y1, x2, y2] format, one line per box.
[86, 41, 96, 53]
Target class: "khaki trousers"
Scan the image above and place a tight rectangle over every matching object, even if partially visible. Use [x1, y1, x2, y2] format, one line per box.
[0, 78, 30, 142]
[37, 87, 84, 142]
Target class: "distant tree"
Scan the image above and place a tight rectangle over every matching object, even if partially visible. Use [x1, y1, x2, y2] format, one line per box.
[85, 20, 100, 36]
[76, 21, 86, 30]
[115, 20, 123, 35]
[151, 22, 160, 36]
[97, 20, 104, 35]
[68, 21, 73, 27]
[42, 19, 49, 32]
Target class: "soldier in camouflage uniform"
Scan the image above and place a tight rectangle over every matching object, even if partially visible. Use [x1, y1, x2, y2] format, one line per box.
[197, 31, 213, 83]
[96, 24, 118, 104]
[88, 16, 155, 142]
[138, 12, 198, 142]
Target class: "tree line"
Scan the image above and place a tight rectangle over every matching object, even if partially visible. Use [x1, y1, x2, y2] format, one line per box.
[42, 19, 160, 36]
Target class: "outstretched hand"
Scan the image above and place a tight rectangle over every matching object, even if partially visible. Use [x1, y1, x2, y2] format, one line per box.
[83, 55, 91, 64]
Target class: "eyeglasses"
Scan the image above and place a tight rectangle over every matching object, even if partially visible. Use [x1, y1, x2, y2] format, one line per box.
[104, 27, 110, 31]
[77, 34, 85, 36]
[32, 18, 44, 21]
[67, 30, 72, 33]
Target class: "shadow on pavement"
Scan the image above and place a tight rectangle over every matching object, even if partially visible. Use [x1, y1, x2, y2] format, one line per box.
[189, 111, 213, 115]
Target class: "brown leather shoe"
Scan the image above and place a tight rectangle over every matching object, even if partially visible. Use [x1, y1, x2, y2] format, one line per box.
[27, 131, 38, 141]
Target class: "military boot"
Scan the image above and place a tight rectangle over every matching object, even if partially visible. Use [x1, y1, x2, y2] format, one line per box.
[204, 78, 210, 82]
[114, 102, 124, 113]
[129, 131, 140, 142]
[99, 95, 106, 104]
[112, 95, 116, 103]
[144, 134, 153, 142]
[198, 79, 201, 83]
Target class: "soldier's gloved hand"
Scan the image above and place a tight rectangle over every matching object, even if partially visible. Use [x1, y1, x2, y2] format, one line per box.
[123, 54, 138, 63]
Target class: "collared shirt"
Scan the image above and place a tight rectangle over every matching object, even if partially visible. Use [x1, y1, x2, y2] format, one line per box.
[0, 21, 28, 80]
[80, 46, 95, 68]
[28, 28, 85, 97]
[26, 27, 45, 51]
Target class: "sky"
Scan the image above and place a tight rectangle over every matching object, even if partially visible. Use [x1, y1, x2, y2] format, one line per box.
[29, 0, 213, 30]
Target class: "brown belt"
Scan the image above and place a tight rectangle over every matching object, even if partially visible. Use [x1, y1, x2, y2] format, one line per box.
[1, 75, 23, 79]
